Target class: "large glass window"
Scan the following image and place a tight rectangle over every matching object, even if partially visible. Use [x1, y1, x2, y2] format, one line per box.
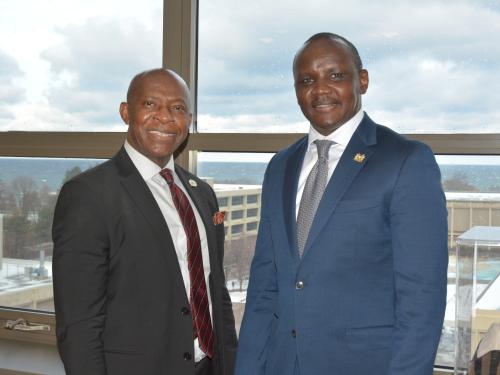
[0, 0, 161, 131]
[198, 1, 500, 134]
[435, 155, 500, 367]
[0, 157, 106, 311]
[195, 151, 270, 332]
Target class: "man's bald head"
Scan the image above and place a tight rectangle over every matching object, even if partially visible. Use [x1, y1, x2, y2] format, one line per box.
[126, 68, 191, 109]
[120, 68, 192, 167]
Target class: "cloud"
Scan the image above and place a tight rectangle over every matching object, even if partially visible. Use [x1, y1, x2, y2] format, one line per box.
[0, 102, 125, 131]
[197, 0, 500, 133]
[1, 0, 499, 134]
[39, 16, 162, 129]
[198, 113, 308, 133]
[0, 50, 25, 123]
[0, 50, 25, 105]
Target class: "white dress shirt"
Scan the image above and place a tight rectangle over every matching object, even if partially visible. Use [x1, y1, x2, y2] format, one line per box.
[124, 141, 212, 362]
[296, 109, 365, 218]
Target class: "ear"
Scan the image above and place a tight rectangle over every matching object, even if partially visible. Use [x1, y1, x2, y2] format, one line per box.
[359, 69, 369, 94]
[119, 102, 129, 124]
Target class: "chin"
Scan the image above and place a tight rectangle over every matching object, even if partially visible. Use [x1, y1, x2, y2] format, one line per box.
[312, 121, 341, 134]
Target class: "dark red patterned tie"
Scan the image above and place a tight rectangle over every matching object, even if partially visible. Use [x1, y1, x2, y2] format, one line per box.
[160, 168, 214, 358]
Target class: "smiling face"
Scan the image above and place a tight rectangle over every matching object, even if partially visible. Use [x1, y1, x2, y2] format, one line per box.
[119, 69, 192, 167]
[293, 38, 369, 135]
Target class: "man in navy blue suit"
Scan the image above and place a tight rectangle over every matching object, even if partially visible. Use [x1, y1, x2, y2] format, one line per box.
[235, 33, 448, 375]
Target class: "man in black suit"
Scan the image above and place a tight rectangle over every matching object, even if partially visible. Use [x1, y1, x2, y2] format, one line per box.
[52, 68, 237, 375]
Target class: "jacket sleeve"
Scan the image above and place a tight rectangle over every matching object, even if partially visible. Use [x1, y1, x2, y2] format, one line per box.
[388, 142, 448, 375]
[235, 161, 279, 375]
[52, 178, 109, 375]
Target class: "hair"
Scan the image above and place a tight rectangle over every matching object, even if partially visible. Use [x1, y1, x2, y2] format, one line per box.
[294, 32, 363, 71]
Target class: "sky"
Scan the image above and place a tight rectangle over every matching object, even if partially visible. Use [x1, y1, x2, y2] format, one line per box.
[0, 0, 499, 134]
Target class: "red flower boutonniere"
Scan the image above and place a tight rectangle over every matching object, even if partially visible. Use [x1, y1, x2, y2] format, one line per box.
[213, 211, 226, 225]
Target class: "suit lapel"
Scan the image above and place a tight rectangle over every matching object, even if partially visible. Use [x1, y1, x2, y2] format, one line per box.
[302, 115, 377, 257]
[283, 137, 308, 259]
[115, 148, 188, 301]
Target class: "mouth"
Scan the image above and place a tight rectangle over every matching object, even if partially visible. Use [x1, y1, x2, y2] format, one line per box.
[148, 129, 176, 139]
[312, 100, 340, 111]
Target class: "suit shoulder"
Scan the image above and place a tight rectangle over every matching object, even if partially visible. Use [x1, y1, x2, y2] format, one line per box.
[270, 135, 308, 165]
[375, 123, 433, 157]
[61, 156, 119, 194]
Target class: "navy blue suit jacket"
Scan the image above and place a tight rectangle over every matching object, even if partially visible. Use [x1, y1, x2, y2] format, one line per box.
[235, 114, 448, 375]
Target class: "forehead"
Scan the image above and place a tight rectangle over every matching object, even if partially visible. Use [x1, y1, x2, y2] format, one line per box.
[294, 39, 356, 73]
[130, 72, 190, 101]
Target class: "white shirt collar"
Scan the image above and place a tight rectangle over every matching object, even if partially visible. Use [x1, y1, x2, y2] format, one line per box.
[307, 108, 365, 148]
[124, 140, 174, 181]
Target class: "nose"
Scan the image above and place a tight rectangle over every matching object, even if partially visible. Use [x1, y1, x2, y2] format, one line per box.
[154, 106, 174, 122]
[311, 79, 332, 95]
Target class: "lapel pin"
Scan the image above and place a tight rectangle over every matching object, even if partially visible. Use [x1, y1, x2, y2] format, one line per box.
[353, 153, 366, 163]
[213, 211, 226, 225]
[189, 179, 198, 187]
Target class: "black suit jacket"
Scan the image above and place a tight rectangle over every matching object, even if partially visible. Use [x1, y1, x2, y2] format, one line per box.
[52, 147, 237, 375]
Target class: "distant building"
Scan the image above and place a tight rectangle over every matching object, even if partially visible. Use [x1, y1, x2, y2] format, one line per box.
[213, 184, 262, 240]
[446, 192, 500, 248]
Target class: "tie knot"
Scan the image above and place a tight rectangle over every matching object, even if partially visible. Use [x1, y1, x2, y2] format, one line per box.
[314, 139, 334, 161]
[159, 168, 174, 185]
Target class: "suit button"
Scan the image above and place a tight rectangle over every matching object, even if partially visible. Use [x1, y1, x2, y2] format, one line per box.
[291, 329, 297, 338]
[181, 307, 190, 316]
[295, 281, 304, 290]
[183, 352, 192, 361]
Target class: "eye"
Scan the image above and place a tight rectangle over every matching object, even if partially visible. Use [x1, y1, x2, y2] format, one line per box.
[297, 76, 313, 85]
[144, 100, 154, 107]
[330, 72, 345, 81]
[172, 104, 187, 112]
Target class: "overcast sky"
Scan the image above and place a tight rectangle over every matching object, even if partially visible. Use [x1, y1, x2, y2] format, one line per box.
[0, 0, 499, 134]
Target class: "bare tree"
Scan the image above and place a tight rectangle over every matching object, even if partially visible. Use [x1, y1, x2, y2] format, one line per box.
[224, 235, 257, 291]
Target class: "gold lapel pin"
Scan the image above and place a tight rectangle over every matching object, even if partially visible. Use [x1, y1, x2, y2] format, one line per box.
[353, 153, 366, 163]
[189, 179, 198, 187]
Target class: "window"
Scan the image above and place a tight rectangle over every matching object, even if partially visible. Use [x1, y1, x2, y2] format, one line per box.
[231, 210, 244, 220]
[197, 1, 499, 135]
[435, 155, 500, 368]
[1, 1, 500, 374]
[196, 1, 500, 371]
[247, 195, 259, 204]
[195, 152, 268, 308]
[217, 197, 228, 207]
[0, 157, 106, 312]
[0, 0, 163, 362]
[246, 222, 258, 231]
[247, 208, 258, 218]
[231, 224, 243, 235]
[231, 196, 244, 206]
[0, 0, 162, 132]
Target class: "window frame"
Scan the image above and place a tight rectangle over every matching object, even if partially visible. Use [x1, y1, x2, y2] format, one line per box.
[0, 3, 499, 373]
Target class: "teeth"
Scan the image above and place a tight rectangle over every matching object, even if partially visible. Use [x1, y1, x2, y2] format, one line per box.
[150, 130, 174, 137]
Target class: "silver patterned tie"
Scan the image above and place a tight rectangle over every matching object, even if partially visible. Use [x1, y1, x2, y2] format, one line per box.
[297, 139, 334, 257]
